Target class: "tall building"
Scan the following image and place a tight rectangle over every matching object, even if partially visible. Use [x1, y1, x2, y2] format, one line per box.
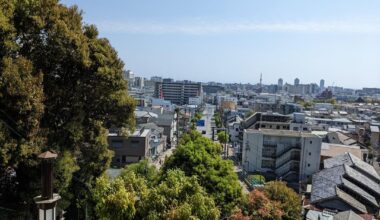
[278, 78, 283, 90]
[320, 79, 325, 91]
[294, 78, 300, 86]
[154, 81, 203, 105]
[124, 70, 134, 79]
[134, 76, 144, 89]
[242, 129, 322, 183]
[124, 70, 135, 88]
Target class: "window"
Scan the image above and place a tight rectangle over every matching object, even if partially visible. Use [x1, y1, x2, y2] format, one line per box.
[111, 140, 123, 148]
[277, 125, 280, 129]
[309, 141, 312, 144]
[131, 140, 140, 144]
[235, 128, 239, 131]
[308, 152, 311, 156]
[303, 127, 308, 131]
[307, 163, 310, 167]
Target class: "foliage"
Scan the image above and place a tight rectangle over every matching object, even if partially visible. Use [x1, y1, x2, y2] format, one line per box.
[0, 0, 135, 216]
[299, 101, 313, 109]
[163, 130, 243, 215]
[231, 189, 283, 220]
[217, 131, 229, 144]
[121, 159, 158, 186]
[92, 175, 136, 220]
[92, 166, 220, 220]
[194, 112, 202, 121]
[263, 181, 301, 220]
[214, 112, 222, 128]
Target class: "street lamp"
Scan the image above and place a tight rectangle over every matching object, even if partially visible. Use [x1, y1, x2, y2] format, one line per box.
[34, 151, 61, 220]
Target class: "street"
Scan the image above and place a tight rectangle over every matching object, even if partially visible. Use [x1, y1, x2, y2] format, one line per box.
[197, 104, 215, 139]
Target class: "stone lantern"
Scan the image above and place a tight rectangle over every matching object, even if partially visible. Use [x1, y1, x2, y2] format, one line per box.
[34, 151, 61, 220]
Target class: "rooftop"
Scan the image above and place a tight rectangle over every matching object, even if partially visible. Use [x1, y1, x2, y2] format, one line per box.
[245, 128, 318, 138]
[321, 143, 362, 159]
[370, 125, 379, 133]
[324, 153, 380, 181]
[311, 153, 380, 214]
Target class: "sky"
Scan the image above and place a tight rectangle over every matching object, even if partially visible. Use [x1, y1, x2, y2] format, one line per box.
[61, 0, 380, 89]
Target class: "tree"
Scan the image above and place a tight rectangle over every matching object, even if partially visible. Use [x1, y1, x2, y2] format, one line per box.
[194, 112, 202, 121]
[231, 189, 283, 220]
[214, 112, 222, 128]
[217, 131, 229, 144]
[92, 168, 220, 220]
[139, 169, 220, 219]
[92, 176, 136, 220]
[263, 181, 301, 220]
[121, 159, 158, 186]
[0, 0, 135, 217]
[163, 131, 242, 215]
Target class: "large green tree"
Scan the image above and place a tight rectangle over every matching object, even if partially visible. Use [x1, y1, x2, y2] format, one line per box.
[92, 165, 220, 220]
[163, 130, 243, 215]
[0, 0, 135, 217]
[263, 181, 301, 220]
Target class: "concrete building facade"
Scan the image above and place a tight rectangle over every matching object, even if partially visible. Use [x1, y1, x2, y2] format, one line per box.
[242, 129, 322, 182]
[154, 81, 202, 105]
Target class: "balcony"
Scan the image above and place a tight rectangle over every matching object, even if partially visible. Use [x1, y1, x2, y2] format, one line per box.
[276, 143, 301, 158]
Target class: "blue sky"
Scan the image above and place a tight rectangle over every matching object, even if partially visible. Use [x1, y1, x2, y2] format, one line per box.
[61, 0, 380, 88]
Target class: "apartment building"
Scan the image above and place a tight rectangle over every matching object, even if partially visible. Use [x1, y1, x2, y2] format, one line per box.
[242, 129, 322, 182]
[154, 80, 202, 105]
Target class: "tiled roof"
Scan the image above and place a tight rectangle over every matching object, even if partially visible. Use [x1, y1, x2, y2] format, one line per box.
[334, 210, 364, 220]
[341, 178, 378, 207]
[311, 154, 380, 214]
[344, 165, 380, 195]
[324, 153, 380, 182]
[336, 187, 367, 213]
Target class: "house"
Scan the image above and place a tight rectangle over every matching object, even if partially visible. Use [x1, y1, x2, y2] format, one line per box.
[310, 153, 380, 215]
[326, 131, 358, 146]
[108, 128, 150, 167]
[138, 122, 167, 157]
[305, 210, 364, 220]
[135, 110, 158, 124]
[152, 111, 177, 147]
[370, 125, 379, 149]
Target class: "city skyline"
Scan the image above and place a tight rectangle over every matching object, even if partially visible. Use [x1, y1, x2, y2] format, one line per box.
[61, 0, 380, 89]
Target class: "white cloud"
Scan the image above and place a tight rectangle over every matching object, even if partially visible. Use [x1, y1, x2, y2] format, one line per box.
[96, 20, 380, 35]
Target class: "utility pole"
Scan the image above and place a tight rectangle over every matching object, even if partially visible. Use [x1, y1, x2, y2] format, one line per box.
[175, 107, 179, 144]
